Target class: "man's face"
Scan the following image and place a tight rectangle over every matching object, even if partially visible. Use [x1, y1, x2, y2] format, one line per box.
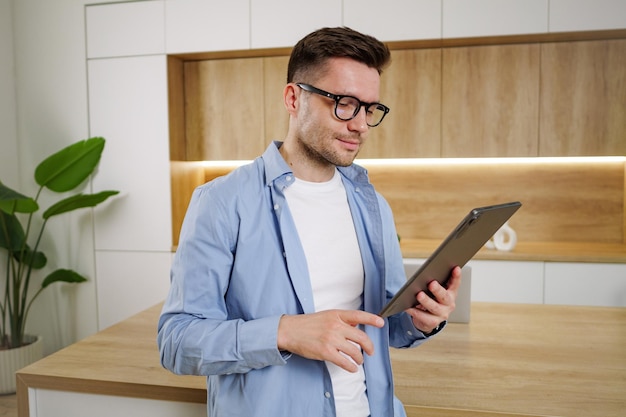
[294, 57, 381, 167]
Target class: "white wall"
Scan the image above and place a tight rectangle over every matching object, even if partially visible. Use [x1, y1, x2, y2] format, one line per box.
[0, 0, 18, 184]
[0, 0, 19, 343]
[7, 0, 114, 355]
[5, 0, 626, 355]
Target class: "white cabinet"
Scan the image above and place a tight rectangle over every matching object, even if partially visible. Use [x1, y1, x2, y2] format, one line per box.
[165, 0, 250, 53]
[85, 0, 626, 56]
[87, 54, 174, 330]
[88, 55, 172, 253]
[466, 260, 626, 307]
[29, 389, 205, 417]
[344, 0, 441, 41]
[549, 0, 626, 32]
[86, 1, 165, 59]
[544, 262, 626, 307]
[95, 251, 173, 330]
[468, 260, 545, 304]
[250, 0, 341, 48]
[443, 0, 549, 38]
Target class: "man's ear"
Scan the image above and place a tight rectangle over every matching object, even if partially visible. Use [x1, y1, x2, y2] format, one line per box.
[283, 83, 299, 115]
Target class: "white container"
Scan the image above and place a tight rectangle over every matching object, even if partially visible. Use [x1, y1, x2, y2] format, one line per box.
[0, 335, 43, 394]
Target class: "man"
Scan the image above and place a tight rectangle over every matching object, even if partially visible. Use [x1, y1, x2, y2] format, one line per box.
[158, 26, 461, 417]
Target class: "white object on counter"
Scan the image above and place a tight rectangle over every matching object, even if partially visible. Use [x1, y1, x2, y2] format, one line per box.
[485, 221, 517, 251]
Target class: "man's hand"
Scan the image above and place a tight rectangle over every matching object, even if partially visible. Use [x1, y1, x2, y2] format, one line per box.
[405, 266, 462, 334]
[277, 310, 384, 373]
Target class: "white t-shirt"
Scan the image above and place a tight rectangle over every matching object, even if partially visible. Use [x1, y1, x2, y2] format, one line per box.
[285, 169, 369, 417]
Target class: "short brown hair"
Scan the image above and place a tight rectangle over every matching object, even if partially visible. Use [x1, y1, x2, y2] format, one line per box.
[287, 27, 391, 84]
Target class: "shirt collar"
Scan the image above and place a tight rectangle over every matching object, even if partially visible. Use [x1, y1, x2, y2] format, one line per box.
[261, 141, 292, 186]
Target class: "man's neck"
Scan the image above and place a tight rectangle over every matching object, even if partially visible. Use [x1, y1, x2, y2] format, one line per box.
[279, 141, 336, 182]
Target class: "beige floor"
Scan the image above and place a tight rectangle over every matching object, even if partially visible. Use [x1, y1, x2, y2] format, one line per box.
[0, 394, 17, 417]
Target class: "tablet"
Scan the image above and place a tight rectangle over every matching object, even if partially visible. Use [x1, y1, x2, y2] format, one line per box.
[379, 201, 522, 317]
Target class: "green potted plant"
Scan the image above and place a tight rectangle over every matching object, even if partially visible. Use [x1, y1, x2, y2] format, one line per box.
[0, 137, 118, 393]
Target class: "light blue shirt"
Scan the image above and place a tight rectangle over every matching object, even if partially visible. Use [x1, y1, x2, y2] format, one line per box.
[158, 141, 433, 417]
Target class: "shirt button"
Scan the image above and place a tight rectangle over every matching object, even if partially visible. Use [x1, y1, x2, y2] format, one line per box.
[274, 204, 279, 210]
[286, 175, 292, 182]
[407, 330, 413, 336]
[324, 392, 331, 398]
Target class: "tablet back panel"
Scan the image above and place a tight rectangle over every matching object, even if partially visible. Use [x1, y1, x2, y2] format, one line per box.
[379, 201, 521, 317]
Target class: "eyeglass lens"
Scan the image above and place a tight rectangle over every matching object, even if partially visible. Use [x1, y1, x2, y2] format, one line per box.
[335, 96, 387, 127]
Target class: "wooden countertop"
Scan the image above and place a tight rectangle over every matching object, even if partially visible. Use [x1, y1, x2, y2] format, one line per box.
[394, 303, 626, 417]
[171, 240, 626, 263]
[400, 239, 626, 263]
[16, 304, 206, 415]
[17, 302, 626, 417]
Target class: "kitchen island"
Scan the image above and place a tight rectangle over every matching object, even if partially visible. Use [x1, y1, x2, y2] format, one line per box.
[16, 302, 626, 417]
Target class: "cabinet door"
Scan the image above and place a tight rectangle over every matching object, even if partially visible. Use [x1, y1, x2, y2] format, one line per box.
[184, 57, 267, 160]
[442, 44, 541, 157]
[539, 39, 626, 156]
[468, 260, 545, 303]
[165, 0, 250, 53]
[344, 0, 441, 41]
[544, 262, 626, 307]
[361, 48, 442, 159]
[250, 0, 341, 49]
[86, 1, 165, 58]
[263, 56, 290, 145]
[443, 0, 548, 38]
[549, 0, 626, 32]
[96, 251, 173, 329]
[31, 388, 205, 417]
[89, 55, 172, 252]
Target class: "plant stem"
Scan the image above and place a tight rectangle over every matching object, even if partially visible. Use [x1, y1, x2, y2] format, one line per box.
[18, 217, 48, 342]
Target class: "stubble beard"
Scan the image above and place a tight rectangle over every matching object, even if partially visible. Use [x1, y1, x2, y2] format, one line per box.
[298, 125, 361, 168]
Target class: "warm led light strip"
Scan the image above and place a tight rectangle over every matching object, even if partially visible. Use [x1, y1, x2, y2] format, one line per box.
[356, 156, 626, 166]
[194, 156, 625, 168]
[193, 160, 251, 167]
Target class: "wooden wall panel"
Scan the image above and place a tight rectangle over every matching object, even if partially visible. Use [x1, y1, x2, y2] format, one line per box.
[441, 44, 541, 157]
[365, 160, 625, 244]
[167, 56, 186, 160]
[170, 162, 204, 243]
[359, 48, 442, 159]
[175, 37, 625, 161]
[184, 58, 266, 160]
[263, 56, 290, 145]
[169, 160, 625, 247]
[539, 39, 626, 156]
[168, 32, 626, 255]
[170, 161, 240, 244]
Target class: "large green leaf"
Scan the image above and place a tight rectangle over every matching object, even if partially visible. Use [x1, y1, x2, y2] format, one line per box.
[0, 212, 46, 268]
[0, 211, 26, 251]
[34, 137, 106, 192]
[12, 244, 47, 269]
[0, 182, 38, 214]
[42, 190, 119, 219]
[41, 269, 88, 289]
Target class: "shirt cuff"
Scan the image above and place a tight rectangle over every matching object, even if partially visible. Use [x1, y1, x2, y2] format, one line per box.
[421, 320, 447, 337]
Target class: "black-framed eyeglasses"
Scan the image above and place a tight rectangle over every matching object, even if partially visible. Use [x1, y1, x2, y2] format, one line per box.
[296, 83, 390, 127]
